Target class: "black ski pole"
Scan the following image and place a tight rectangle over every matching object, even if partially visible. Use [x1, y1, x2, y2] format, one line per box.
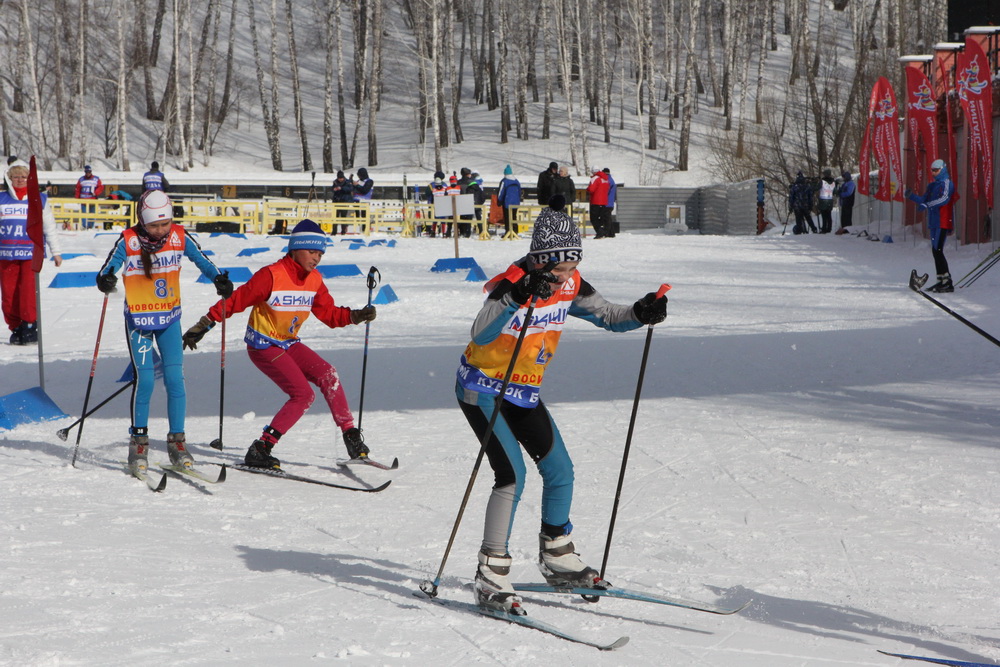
[71, 292, 111, 467]
[599, 284, 671, 581]
[420, 296, 540, 599]
[357, 266, 380, 431]
[209, 299, 227, 450]
[909, 271, 1000, 348]
[957, 247, 1000, 288]
[57, 380, 135, 441]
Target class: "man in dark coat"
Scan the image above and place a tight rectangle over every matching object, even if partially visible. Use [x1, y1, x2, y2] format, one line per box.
[537, 161, 558, 206]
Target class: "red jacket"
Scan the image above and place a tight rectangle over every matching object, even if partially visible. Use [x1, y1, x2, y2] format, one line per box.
[587, 171, 609, 206]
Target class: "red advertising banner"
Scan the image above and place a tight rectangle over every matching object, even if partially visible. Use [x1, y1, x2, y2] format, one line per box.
[904, 67, 939, 189]
[956, 37, 994, 206]
[858, 77, 904, 202]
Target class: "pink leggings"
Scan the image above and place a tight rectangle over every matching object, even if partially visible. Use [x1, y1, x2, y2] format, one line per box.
[248, 342, 355, 436]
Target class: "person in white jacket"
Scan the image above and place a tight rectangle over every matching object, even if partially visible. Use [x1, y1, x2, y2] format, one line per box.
[0, 160, 62, 345]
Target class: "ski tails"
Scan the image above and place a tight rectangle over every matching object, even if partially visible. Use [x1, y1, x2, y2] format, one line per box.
[335, 455, 399, 470]
[512, 583, 750, 615]
[879, 649, 999, 667]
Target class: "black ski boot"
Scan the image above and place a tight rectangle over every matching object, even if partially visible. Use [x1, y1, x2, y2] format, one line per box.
[343, 428, 369, 459]
[928, 273, 954, 293]
[245, 439, 281, 469]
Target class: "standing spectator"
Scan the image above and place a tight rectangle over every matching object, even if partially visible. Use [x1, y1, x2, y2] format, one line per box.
[455, 199, 667, 613]
[837, 171, 856, 232]
[75, 165, 104, 230]
[456, 167, 476, 238]
[497, 165, 522, 236]
[536, 161, 558, 206]
[425, 171, 448, 237]
[603, 168, 617, 238]
[788, 172, 817, 235]
[95, 190, 231, 477]
[0, 160, 63, 345]
[553, 166, 576, 215]
[142, 161, 170, 192]
[440, 172, 462, 237]
[331, 170, 354, 235]
[906, 159, 957, 293]
[182, 219, 378, 468]
[817, 169, 836, 234]
[586, 167, 611, 238]
[467, 170, 486, 237]
[352, 167, 374, 235]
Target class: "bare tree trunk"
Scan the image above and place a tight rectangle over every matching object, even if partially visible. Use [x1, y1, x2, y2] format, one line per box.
[150, 0, 167, 67]
[267, 0, 282, 169]
[335, 0, 349, 167]
[497, 0, 509, 143]
[18, 0, 47, 165]
[678, 0, 701, 171]
[199, 0, 223, 155]
[367, 0, 384, 164]
[248, 0, 282, 169]
[114, 0, 131, 170]
[322, 0, 336, 172]
[285, 0, 312, 170]
[448, 0, 463, 144]
[76, 0, 88, 165]
[215, 0, 238, 124]
[554, 0, 579, 168]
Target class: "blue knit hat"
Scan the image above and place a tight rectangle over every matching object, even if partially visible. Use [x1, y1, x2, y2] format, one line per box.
[504, 164, 513, 176]
[288, 219, 327, 252]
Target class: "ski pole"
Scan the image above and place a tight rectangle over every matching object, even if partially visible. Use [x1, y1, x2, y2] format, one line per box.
[209, 299, 227, 451]
[57, 380, 135, 441]
[71, 292, 111, 467]
[909, 272, 1000, 348]
[957, 247, 1000, 288]
[599, 284, 672, 581]
[420, 296, 540, 599]
[357, 266, 380, 431]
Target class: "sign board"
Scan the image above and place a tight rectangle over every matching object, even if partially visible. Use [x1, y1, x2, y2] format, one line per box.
[433, 194, 475, 218]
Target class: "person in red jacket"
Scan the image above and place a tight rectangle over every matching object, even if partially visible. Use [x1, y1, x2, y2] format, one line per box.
[182, 219, 378, 468]
[75, 165, 104, 230]
[586, 168, 611, 238]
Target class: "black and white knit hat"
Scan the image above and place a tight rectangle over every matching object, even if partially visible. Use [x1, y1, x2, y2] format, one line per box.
[529, 209, 582, 265]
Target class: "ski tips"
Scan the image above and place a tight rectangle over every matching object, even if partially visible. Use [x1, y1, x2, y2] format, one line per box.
[909, 269, 929, 291]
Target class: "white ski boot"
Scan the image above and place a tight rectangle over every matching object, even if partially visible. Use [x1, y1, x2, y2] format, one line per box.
[127, 432, 149, 476]
[537, 532, 608, 589]
[167, 432, 194, 469]
[474, 549, 525, 615]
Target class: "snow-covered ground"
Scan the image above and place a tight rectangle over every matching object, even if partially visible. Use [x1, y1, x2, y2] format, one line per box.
[3, 224, 1000, 666]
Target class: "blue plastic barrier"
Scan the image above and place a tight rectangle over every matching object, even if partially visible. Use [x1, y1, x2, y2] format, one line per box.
[0, 386, 67, 430]
[317, 264, 363, 278]
[372, 284, 399, 304]
[431, 257, 482, 273]
[196, 266, 253, 284]
[210, 232, 247, 239]
[203, 250, 215, 256]
[48, 271, 98, 288]
[466, 265, 488, 281]
[387, 240, 397, 248]
[369, 239, 388, 246]
[236, 247, 270, 257]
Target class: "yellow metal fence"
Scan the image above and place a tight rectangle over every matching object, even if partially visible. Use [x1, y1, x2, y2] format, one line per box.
[49, 197, 594, 238]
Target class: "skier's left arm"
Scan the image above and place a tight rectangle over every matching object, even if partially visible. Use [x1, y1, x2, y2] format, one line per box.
[312, 282, 365, 329]
[568, 279, 663, 332]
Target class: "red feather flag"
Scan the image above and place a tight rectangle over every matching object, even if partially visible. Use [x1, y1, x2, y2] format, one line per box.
[957, 37, 994, 207]
[858, 77, 904, 202]
[904, 67, 939, 189]
[26, 156, 45, 273]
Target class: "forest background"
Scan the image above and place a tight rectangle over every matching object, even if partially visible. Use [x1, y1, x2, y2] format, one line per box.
[0, 0, 950, 190]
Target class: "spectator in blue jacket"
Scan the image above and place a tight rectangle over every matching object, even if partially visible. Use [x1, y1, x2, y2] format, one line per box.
[142, 161, 170, 192]
[603, 168, 617, 238]
[497, 165, 522, 235]
[837, 171, 855, 231]
[906, 159, 956, 293]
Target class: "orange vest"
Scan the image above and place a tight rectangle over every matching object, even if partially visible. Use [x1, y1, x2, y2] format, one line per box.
[121, 226, 185, 330]
[458, 264, 581, 407]
[245, 261, 324, 349]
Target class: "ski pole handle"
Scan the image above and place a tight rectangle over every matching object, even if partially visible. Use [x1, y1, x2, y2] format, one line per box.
[656, 283, 672, 299]
[366, 266, 381, 294]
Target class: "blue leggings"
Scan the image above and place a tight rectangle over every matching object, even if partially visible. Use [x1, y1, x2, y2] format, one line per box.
[127, 319, 186, 433]
[458, 385, 574, 552]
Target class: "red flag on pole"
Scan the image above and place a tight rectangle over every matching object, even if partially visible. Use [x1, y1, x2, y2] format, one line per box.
[957, 37, 994, 207]
[904, 67, 939, 189]
[26, 156, 45, 273]
[859, 77, 904, 202]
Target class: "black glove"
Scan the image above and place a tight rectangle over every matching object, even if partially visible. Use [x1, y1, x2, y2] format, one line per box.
[511, 270, 556, 304]
[633, 292, 667, 325]
[350, 305, 377, 324]
[213, 271, 234, 298]
[96, 273, 118, 294]
[182, 315, 215, 350]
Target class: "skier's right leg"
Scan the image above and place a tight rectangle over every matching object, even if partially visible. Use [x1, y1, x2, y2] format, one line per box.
[247, 345, 315, 466]
[126, 325, 157, 474]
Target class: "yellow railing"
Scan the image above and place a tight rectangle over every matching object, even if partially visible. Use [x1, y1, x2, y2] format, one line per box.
[48, 197, 594, 238]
